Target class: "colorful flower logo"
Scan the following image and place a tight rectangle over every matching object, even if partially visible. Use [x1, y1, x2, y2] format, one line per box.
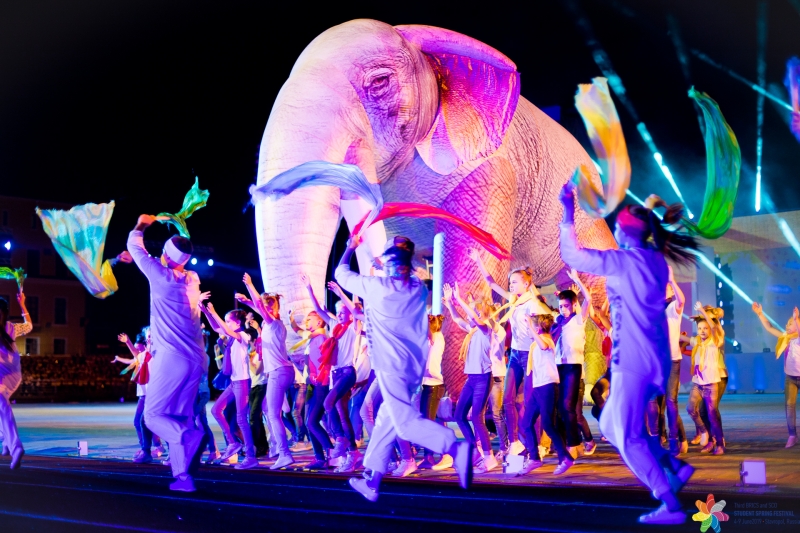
[692, 494, 729, 533]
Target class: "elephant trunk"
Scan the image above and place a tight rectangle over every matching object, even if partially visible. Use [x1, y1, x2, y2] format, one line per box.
[254, 67, 382, 342]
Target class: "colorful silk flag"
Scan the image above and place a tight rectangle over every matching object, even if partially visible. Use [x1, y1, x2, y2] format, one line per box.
[157, 177, 209, 238]
[37, 202, 119, 299]
[0, 267, 25, 290]
[683, 88, 741, 240]
[571, 77, 631, 218]
[250, 161, 384, 232]
[352, 202, 511, 260]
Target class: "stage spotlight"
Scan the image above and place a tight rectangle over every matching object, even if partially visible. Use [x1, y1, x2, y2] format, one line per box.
[733, 340, 739, 347]
[207, 259, 214, 267]
[3, 241, 10, 251]
[190, 258, 198, 265]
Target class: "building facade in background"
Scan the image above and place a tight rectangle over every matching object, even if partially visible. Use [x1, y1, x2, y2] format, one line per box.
[0, 195, 86, 356]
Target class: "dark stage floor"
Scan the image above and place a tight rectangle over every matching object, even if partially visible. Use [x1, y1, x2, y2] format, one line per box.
[2, 396, 800, 532]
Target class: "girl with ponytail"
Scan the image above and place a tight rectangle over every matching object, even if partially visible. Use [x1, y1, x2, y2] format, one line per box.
[558, 182, 696, 526]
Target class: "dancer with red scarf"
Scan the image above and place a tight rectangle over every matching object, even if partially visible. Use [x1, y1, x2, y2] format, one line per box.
[302, 275, 364, 472]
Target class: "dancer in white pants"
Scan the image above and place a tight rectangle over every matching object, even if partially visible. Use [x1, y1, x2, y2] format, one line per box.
[558, 184, 698, 525]
[128, 215, 207, 492]
[336, 235, 472, 501]
[0, 290, 31, 469]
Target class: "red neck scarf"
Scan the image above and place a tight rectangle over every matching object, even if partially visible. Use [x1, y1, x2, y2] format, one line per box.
[315, 320, 352, 386]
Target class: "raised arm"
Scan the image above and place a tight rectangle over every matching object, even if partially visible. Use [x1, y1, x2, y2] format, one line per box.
[468, 249, 511, 301]
[694, 301, 723, 345]
[12, 291, 33, 338]
[794, 307, 800, 337]
[243, 272, 274, 324]
[558, 183, 628, 276]
[453, 282, 489, 334]
[668, 266, 685, 314]
[127, 215, 169, 280]
[567, 268, 591, 321]
[328, 281, 364, 321]
[751, 303, 782, 338]
[527, 317, 555, 351]
[117, 333, 140, 358]
[301, 273, 335, 325]
[442, 283, 470, 332]
[288, 311, 303, 334]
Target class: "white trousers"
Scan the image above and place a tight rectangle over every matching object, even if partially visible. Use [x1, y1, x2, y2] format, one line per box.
[0, 394, 20, 453]
[144, 354, 203, 477]
[363, 371, 456, 474]
[599, 370, 671, 498]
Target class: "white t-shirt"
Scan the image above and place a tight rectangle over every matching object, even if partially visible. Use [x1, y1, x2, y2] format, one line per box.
[510, 296, 550, 351]
[334, 323, 359, 369]
[691, 336, 722, 386]
[556, 312, 585, 365]
[464, 328, 492, 375]
[136, 351, 150, 397]
[354, 341, 371, 382]
[229, 331, 252, 382]
[786, 337, 800, 377]
[489, 323, 507, 377]
[306, 335, 327, 384]
[423, 332, 445, 386]
[249, 345, 267, 387]
[666, 300, 683, 362]
[528, 342, 560, 387]
[261, 320, 292, 373]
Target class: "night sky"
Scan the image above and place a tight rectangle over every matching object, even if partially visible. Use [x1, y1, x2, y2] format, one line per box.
[1, 0, 798, 346]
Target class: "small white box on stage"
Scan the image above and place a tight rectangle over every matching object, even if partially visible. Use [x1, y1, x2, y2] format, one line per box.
[502, 455, 525, 474]
[740, 460, 767, 485]
[77, 441, 88, 456]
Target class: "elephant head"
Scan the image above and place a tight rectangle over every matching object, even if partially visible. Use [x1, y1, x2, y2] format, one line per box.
[254, 19, 616, 378]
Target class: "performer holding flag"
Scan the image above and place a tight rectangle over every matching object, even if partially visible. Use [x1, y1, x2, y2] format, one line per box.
[127, 215, 207, 492]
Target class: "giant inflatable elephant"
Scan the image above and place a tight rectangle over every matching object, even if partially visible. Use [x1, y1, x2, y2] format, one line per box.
[253, 19, 617, 394]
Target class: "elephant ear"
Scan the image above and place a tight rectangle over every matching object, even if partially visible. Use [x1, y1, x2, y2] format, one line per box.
[396, 25, 521, 175]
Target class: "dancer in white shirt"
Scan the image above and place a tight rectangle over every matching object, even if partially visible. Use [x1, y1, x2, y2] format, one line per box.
[683, 303, 725, 455]
[558, 184, 697, 525]
[443, 282, 499, 473]
[0, 290, 31, 469]
[203, 305, 258, 470]
[752, 303, 800, 448]
[417, 314, 446, 470]
[518, 313, 572, 475]
[470, 250, 550, 457]
[127, 216, 207, 491]
[338, 236, 472, 501]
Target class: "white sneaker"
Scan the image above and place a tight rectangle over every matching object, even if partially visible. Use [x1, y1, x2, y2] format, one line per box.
[335, 451, 358, 473]
[583, 440, 597, 456]
[235, 456, 259, 470]
[484, 453, 499, 472]
[508, 440, 525, 456]
[431, 454, 453, 471]
[638, 503, 686, 525]
[391, 459, 418, 477]
[331, 437, 349, 459]
[553, 457, 574, 475]
[152, 445, 167, 458]
[787, 436, 798, 449]
[516, 457, 542, 476]
[270, 453, 294, 470]
[219, 443, 243, 462]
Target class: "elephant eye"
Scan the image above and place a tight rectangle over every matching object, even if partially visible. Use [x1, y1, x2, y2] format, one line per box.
[365, 71, 393, 98]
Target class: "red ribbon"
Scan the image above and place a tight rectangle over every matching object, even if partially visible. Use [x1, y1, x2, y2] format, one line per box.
[351, 202, 511, 260]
